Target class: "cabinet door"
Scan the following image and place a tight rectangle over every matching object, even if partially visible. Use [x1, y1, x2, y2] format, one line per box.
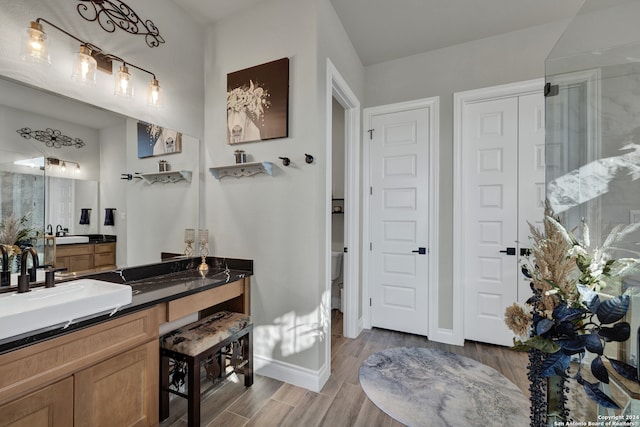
[74, 340, 158, 427]
[69, 254, 94, 272]
[0, 377, 73, 427]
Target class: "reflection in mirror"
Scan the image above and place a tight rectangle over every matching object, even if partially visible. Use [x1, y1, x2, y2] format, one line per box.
[0, 74, 201, 273]
[0, 156, 45, 273]
[0, 75, 121, 273]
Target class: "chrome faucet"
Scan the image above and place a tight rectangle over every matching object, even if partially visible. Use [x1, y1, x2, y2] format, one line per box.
[17, 247, 39, 293]
[46, 224, 53, 235]
[0, 245, 9, 287]
[55, 224, 63, 237]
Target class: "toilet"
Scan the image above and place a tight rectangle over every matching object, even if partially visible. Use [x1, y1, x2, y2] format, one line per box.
[331, 251, 343, 311]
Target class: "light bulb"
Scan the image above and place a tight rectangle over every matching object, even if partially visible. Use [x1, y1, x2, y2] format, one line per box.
[61, 161, 66, 172]
[148, 78, 163, 108]
[20, 21, 50, 64]
[114, 64, 133, 98]
[71, 45, 97, 86]
[75, 163, 81, 174]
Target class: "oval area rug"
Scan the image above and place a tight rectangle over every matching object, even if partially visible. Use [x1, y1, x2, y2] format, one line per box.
[359, 347, 530, 427]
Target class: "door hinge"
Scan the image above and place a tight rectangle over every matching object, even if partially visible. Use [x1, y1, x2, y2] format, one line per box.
[369, 298, 372, 306]
[367, 129, 374, 140]
[369, 186, 372, 196]
[369, 242, 372, 251]
[344, 247, 348, 253]
[544, 82, 559, 97]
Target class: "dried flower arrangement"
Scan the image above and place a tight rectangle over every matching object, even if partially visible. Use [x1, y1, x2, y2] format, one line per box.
[504, 205, 640, 425]
[0, 212, 37, 259]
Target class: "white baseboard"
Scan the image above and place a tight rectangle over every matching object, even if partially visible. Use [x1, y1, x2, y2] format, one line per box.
[254, 354, 330, 393]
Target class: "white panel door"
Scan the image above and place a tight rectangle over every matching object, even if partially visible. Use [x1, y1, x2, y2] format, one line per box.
[463, 97, 519, 346]
[369, 108, 430, 336]
[517, 93, 546, 305]
[462, 92, 545, 346]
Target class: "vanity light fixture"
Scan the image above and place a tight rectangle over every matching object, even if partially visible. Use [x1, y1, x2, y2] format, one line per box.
[45, 158, 81, 174]
[20, 21, 49, 64]
[21, 18, 163, 107]
[148, 78, 162, 108]
[71, 44, 98, 86]
[114, 64, 133, 97]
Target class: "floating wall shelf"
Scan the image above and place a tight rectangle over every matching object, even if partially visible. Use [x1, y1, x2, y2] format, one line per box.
[209, 162, 273, 179]
[139, 170, 192, 184]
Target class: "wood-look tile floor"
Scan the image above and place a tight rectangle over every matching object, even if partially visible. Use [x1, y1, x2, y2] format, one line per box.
[160, 310, 597, 426]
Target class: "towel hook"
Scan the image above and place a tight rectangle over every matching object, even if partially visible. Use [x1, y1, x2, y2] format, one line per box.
[279, 156, 290, 166]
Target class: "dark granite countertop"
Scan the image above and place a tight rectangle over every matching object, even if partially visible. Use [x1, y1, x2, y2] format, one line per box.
[0, 256, 253, 355]
[81, 234, 117, 243]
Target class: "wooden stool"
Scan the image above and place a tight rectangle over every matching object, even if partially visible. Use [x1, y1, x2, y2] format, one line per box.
[159, 311, 253, 426]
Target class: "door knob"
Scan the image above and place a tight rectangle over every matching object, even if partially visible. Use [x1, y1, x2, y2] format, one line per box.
[412, 247, 427, 255]
[499, 247, 516, 256]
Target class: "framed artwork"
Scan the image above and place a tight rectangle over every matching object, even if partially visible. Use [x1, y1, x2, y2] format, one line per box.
[227, 57, 289, 145]
[137, 121, 183, 158]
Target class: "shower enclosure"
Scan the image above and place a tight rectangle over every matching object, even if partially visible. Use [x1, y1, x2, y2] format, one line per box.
[545, 0, 640, 381]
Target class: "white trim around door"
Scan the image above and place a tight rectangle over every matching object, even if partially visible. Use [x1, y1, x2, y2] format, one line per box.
[326, 59, 361, 344]
[362, 97, 440, 341]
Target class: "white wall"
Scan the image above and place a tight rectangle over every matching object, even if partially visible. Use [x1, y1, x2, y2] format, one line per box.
[364, 20, 572, 330]
[203, 0, 363, 389]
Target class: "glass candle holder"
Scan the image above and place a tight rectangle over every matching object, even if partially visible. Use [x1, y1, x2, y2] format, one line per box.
[184, 228, 195, 257]
[198, 229, 209, 272]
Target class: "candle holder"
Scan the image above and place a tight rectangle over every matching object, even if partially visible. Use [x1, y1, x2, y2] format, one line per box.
[184, 228, 195, 257]
[198, 229, 209, 273]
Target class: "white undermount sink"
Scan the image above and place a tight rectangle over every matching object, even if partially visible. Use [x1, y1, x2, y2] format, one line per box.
[55, 235, 90, 245]
[0, 279, 132, 340]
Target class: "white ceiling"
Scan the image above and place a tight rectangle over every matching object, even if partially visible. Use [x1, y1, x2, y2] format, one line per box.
[173, 0, 585, 66]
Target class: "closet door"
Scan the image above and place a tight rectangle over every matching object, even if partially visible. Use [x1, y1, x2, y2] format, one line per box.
[462, 92, 544, 346]
[517, 93, 546, 305]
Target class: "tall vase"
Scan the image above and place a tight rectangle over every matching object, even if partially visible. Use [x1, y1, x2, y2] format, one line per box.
[546, 375, 565, 426]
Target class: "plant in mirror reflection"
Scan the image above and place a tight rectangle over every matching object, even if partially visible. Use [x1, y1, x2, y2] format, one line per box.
[0, 212, 37, 255]
[504, 205, 640, 423]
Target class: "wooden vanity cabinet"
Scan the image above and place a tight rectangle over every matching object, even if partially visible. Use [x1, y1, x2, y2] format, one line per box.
[75, 340, 158, 427]
[55, 243, 94, 272]
[0, 307, 159, 427]
[0, 377, 73, 427]
[93, 242, 116, 271]
[54, 242, 116, 273]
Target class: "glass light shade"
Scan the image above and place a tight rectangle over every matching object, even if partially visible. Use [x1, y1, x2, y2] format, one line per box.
[75, 163, 81, 174]
[148, 78, 163, 108]
[114, 65, 133, 97]
[20, 21, 50, 64]
[71, 45, 97, 86]
[184, 228, 195, 243]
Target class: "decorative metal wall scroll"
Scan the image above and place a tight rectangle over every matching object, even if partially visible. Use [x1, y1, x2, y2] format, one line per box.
[77, 0, 165, 48]
[16, 128, 85, 149]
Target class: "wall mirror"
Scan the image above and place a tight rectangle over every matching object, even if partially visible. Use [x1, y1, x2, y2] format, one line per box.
[0, 74, 201, 272]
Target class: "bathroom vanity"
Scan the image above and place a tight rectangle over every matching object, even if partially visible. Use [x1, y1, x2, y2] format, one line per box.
[0, 256, 252, 427]
[45, 235, 118, 274]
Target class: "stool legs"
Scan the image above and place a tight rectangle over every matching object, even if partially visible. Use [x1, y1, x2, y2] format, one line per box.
[160, 353, 170, 421]
[245, 331, 254, 387]
[187, 355, 201, 427]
